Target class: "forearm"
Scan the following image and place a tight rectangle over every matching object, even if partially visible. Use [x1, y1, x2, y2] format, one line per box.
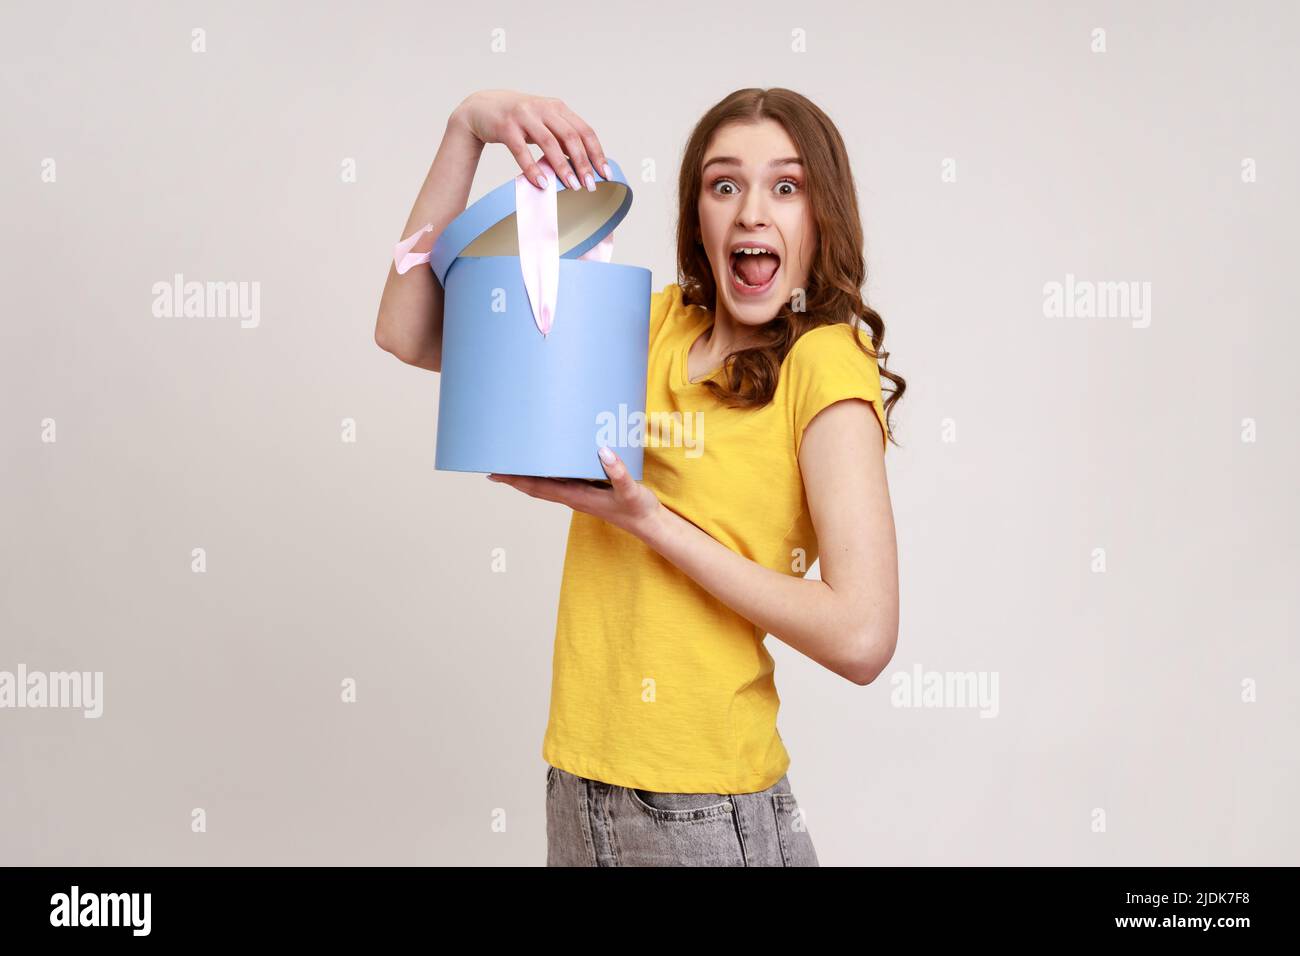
[374, 108, 485, 370]
[635, 504, 889, 684]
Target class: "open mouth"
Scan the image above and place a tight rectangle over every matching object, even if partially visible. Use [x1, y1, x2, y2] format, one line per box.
[729, 244, 781, 295]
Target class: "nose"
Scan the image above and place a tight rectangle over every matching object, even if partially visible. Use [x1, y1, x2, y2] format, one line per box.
[736, 189, 770, 230]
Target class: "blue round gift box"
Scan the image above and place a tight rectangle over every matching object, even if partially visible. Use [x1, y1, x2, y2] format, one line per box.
[429, 158, 651, 480]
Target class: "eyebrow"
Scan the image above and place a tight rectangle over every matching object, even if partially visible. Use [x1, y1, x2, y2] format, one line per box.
[702, 156, 803, 172]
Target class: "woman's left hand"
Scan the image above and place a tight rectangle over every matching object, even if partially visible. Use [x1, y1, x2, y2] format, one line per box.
[487, 446, 663, 538]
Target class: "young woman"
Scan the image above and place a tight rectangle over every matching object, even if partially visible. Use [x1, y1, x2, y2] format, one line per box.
[375, 87, 904, 867]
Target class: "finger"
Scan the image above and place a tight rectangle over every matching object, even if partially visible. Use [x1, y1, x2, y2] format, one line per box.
[519, 113, 582, 193]
[543, 111, 596, 191]
[596, 446, 637, 499]
[500, 475, 541, 497]
[536, 478, 602, 509]
[556, 104, 612, 182]
[501, 128, 551, 190]
[494, 474, 570, 504]
[490, 470, 609, 511]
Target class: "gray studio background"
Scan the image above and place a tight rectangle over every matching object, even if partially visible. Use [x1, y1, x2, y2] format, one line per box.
[2, 1, 1296, 866]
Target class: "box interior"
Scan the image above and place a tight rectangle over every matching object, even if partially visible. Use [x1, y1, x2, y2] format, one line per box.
[461, 181, 628, 259]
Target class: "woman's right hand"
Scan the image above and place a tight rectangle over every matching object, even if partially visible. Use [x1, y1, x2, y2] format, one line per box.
[451, 89, 612, 194]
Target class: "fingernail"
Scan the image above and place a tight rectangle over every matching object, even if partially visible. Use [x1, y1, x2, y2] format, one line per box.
[536, 173, 548, 189]
[597, 446, 615, 464]
[584, 173, 595, 192]
[601, 163, 612, 180]
[567, 173, 580, 191]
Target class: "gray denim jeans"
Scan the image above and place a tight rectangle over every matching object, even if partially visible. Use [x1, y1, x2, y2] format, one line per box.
[545, 764, 820, 866]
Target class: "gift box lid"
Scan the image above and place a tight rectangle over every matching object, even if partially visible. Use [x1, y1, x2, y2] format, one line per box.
[429, 158, 633, 285]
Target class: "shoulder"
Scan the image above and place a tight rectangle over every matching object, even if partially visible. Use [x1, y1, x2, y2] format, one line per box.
[783, 321, 881, 386]
[782, 321, 888, 454]
[649, 282, 707, 344]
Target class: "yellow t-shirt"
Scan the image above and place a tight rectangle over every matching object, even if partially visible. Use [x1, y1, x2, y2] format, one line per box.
[542, 282, 889, 794]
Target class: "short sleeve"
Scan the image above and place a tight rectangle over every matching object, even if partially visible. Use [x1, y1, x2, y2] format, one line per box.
[649, 282, 683, 344]
[787, 323, 889, 456]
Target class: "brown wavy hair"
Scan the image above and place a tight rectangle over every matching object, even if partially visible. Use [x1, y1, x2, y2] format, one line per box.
[675, 87, 905, 448]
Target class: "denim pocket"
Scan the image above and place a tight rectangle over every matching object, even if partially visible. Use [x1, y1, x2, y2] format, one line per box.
[627, 787, 736, 822]
[771, 791, 819, 866]
[615, 785, 747, 865]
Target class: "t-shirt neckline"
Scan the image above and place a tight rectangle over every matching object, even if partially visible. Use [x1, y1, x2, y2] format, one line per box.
[676, 311, 719, 390]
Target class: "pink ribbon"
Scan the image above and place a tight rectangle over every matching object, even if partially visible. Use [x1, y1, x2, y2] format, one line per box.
[393, 159, 614, 338]
[393, 224, 435, 276]
[515, 158, 613, 337]
[514, 159, 561, 337]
